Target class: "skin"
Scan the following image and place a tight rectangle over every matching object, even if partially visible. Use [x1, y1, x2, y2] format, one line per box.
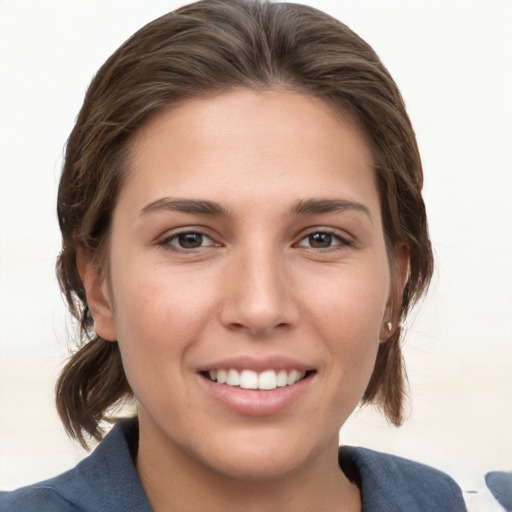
[80, 90, 407, 512]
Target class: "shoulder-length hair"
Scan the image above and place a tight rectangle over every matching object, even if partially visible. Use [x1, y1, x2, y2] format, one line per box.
[56, 0, 433, 447]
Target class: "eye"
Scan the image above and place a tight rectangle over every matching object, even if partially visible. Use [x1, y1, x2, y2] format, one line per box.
[296, 230, 351, 249]
[161, 231, 217, 250]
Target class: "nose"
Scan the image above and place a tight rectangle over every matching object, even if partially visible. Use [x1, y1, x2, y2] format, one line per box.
[218, 245, 299, 337]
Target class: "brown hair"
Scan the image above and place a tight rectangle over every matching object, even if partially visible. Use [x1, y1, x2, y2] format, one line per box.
[56, 0, 433, 447]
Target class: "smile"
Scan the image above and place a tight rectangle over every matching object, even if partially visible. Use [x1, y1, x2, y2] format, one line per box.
[198, 366, 316, 416]
[205, 369, 309, 390]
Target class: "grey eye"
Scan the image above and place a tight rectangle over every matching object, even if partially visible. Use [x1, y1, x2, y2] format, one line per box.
[307, 233, 334, 248]
[176, 233, 204, 248]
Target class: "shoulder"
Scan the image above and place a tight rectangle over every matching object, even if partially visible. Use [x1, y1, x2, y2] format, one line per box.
[1, 483, 82, 512]
[1, 418, 151, 512]
[0, 451, 107, 512]
[339, 446, 467, 512]
[485, 470, 512, 511]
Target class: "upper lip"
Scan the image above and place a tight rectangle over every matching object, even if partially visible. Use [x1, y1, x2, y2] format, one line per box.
[197, 355, 315, 373]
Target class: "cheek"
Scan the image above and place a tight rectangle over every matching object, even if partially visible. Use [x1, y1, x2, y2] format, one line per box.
[108, 262, 217, 390]
[306, 262, 390, 341]
[112, 247, 215, 333]
[306, 262, 390, 394]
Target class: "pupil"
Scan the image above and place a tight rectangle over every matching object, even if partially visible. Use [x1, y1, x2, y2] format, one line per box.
[309, 233, 332, 248]
[179, 233, 203, 248]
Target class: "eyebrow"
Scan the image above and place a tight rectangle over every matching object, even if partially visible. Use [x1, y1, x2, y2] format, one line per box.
[140, 196, 371, 221]
[140, 197, 230, 217]
[288, 198, 372, 221]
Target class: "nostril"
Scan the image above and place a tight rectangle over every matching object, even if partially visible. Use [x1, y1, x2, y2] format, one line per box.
[228, 322, 245, 331]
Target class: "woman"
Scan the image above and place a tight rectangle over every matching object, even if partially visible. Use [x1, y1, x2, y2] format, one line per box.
[1, 0, 467, 510]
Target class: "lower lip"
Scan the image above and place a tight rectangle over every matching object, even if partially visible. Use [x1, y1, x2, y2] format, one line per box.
[198, 374, 314, 416]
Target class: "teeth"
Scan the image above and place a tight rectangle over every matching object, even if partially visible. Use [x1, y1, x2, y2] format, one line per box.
[287, 369, 299, 385]
[258, 370, 276, 390]
[217, 369, 227, 384]
[206, 368, 308, 390]
[240, 370, 258, 389]
[226, 369, 240, 386]
[276, 370, 288, 387]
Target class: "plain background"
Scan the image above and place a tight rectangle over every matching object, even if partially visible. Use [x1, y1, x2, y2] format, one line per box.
[1, 0, 511, 492]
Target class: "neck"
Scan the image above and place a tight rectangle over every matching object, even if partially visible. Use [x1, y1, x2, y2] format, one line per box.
[135, 419, 361, 512]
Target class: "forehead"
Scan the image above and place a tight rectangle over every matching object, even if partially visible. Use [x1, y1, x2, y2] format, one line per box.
[120, 89, 378, 217]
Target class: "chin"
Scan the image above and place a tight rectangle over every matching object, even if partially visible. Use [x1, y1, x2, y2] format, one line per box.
[195, 426, 333, 482]
[207, 450, 306, 482]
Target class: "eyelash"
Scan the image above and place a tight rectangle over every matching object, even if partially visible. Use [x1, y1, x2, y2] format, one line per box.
[295, 228, 353, 251]
[159, 229, 217, 252]
[158, 228, 353, 253]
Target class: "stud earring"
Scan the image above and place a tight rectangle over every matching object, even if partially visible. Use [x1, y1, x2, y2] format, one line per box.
[386, 321, 392, 331]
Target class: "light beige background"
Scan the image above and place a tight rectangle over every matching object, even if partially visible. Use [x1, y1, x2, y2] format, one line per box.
[1, 0, 511, 494]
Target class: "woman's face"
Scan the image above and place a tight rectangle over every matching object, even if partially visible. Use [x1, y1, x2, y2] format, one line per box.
[89, 90, 399, 480]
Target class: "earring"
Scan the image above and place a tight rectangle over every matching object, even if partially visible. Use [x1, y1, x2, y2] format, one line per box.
[386, 321, 392, 331]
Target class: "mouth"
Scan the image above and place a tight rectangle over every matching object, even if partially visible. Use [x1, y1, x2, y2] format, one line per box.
[197, 363, 317, 416]
[200, 368, 315, 391]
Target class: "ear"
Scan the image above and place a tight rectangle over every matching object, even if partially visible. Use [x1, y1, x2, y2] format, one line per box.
[76, 247, 117, 341]
[380, 242, 410, 341]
